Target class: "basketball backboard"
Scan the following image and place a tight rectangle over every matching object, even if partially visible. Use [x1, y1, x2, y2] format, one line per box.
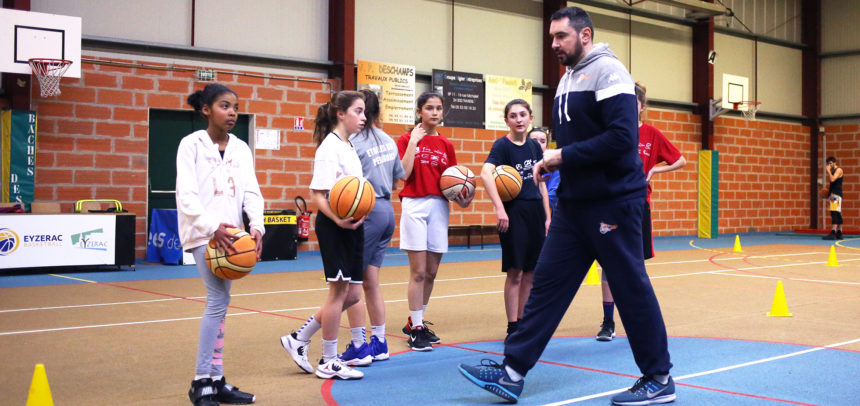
[721, 73, 749, 110]
[0, 8, 81, 78]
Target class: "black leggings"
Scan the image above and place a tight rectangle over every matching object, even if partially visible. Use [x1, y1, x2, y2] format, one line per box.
[830, 211, 843, 225]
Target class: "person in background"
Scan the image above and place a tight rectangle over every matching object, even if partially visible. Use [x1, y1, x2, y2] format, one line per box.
[481, 99, 550, 341]
[398, 91, 472, 351]
[822, 156, 844, 240]
[595, 81, 686, 342]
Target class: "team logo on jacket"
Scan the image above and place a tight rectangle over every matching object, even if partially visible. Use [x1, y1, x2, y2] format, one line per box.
[576, 73, 590, 83]
[599, 222, 618, 234]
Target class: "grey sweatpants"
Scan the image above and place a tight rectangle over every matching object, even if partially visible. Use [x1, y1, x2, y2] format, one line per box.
[191, 245, 232, 376]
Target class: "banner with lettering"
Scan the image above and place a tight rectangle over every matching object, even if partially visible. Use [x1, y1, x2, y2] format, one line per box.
[1, 110, 36, 207]
[432, 69, 484, 129]
[357, 60, 416, 125]
[484, 75, 533, 131]
[0, 214, 116, 269]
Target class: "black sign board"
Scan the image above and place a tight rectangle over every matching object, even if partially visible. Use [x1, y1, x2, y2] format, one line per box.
[432, 69, 484, 129]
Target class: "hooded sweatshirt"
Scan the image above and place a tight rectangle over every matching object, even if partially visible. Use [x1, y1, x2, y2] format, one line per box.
[176, 130, 265, 251]
[553, 43, 646, 203]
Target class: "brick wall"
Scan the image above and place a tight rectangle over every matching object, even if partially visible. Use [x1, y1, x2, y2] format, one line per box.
[32, 55, 334, 257]
[30, 53, 843, 260]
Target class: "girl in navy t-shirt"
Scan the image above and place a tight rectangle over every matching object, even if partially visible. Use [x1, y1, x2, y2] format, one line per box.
[479, 99, 550, 340]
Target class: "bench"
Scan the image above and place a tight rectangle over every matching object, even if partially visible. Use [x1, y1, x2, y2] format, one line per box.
[449, 224, 496, 249]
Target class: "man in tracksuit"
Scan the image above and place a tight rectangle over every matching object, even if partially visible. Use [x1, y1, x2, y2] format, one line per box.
[459, 7, 675, 405]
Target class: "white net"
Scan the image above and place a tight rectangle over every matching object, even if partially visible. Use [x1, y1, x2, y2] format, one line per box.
[29, 59, 72, 97]
[735, 102, 761, 121]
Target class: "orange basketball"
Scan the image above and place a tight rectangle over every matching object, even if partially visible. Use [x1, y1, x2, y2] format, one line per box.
[205, 228, 257, 280]
[494, 165, 522, 202]
[820, 187, 830, 198]
[439, 165, 476, 201]
[329, 175, 376, 219]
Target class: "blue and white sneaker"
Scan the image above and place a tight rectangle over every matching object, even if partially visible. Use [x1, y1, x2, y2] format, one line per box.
[610, 375, 676, 405]
[458, 359, 523, 403]
[340, 342, 372, 367]
[369, 335, 389, 361]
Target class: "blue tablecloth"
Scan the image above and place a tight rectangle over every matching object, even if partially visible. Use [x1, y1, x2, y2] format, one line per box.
[145, 209, 184, 264]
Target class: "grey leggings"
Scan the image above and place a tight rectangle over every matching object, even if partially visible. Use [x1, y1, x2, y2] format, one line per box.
[191, 245, 232, 376]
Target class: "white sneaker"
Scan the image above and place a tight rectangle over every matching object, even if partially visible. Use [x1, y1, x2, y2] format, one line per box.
[315, 357, 364, 380]
[280, 332, 313, 373]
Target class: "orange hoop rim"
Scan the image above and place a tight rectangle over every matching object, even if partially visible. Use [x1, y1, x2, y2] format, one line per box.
[731, 101, 761, 110]
[28, 58, 73, 64]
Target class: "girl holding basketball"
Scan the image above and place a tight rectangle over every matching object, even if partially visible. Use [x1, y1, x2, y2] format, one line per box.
[341, 89, 408, 365]
[480, 99, 550, 340]
[177, 83, 264, 406]
[280, 91, 367, 380]
[398, 91, 472, 351]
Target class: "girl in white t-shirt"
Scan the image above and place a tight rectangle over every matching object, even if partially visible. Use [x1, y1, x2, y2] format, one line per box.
[280, 91, 367, 380]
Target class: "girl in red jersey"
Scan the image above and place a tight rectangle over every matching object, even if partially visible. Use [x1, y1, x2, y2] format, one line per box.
[595, 82, 686, 342]
[397, 91, 472, 351]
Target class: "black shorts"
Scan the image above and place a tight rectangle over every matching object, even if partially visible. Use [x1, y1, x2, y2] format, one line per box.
[499, 199, 546, 272]
[315, 213, 364, 283]
[643, 201, 654, 260]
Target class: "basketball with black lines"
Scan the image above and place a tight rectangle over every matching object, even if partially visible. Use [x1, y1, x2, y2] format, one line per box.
[439, 165, 476, 201]
[493, 165, 522, 202]
[205, 228, 257, 280]
[329, 175, 376, 219]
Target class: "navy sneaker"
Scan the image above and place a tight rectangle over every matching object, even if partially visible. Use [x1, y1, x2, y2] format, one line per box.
[188, 378, 219, 406]
[369, 335, 389, 361]
[596, 320, 615, 342]
[458, 360, 523, 403]
[213, 376, 255, 404]
[407, 325, 433, 351]
[610, 375, 676, 405]
[402, 317, 441, 344]
[340, 341, 372, 366]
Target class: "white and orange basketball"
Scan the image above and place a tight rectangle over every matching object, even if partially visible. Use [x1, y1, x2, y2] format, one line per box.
[205, 228, 257, 280]
[493, 165, 522, 202]
[439, 165, 476, 201]
[329, 175, 376, 219]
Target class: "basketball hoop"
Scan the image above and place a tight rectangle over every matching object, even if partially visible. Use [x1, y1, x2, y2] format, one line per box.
[732, 101, 761, 121]
[28, 58, 73, 97]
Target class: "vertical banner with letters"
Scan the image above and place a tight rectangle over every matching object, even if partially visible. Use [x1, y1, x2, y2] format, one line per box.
[432, 69, 484, 129]
[1, 110, 36, 205]
[484, 75, 533, 131]
[357, 60, 416, 125]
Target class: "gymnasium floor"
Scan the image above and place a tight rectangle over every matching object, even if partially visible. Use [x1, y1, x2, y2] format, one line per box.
[1, 232, 858, 405]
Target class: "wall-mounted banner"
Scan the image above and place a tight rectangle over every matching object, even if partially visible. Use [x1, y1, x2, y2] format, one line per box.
[357, 60, 416, 125]
[484, 75, 532, 131]
[432, 69, 484, 129]
[1, 110, 36, 206]
[0, 214, 116, 269]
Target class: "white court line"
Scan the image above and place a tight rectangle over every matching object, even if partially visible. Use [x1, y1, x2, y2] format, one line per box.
[0, 290, 502, 336]
[0, 274, 506, 313]
[1, 251, 852, 313]
[542, 337, 860, 406]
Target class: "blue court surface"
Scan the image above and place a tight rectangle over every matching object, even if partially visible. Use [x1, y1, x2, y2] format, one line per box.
[327, 336, 860, 405]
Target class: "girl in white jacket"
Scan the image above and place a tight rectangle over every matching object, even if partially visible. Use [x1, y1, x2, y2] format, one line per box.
[177, 83, 264, 406]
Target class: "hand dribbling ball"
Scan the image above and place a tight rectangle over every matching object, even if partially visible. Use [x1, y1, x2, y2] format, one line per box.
[329, 175, 376, 219]
[440, 165, 476, 201]
[205, 228, 257, 280]
[493, 165, 522, 202]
